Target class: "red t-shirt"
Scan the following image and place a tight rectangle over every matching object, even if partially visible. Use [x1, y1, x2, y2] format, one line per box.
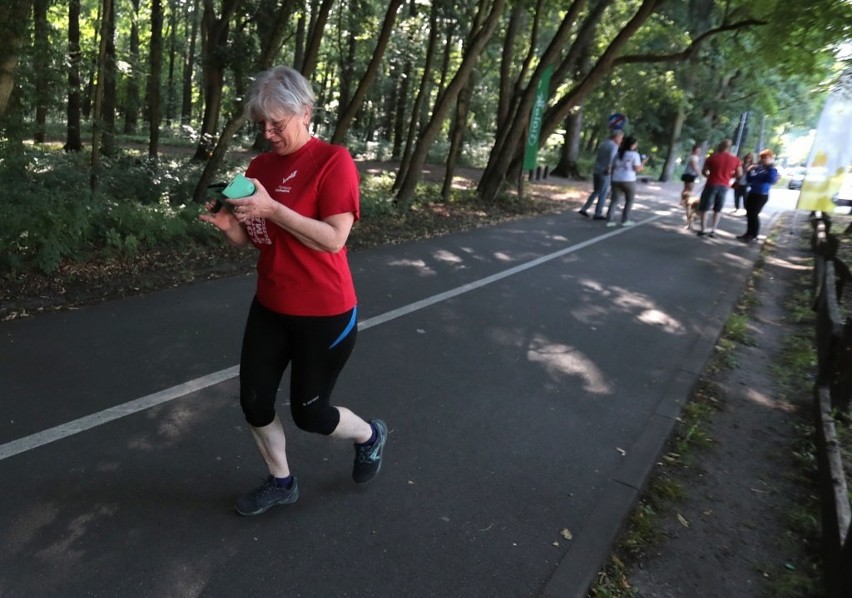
[703, 151, 741, 187]
[244, 137, 360, 316]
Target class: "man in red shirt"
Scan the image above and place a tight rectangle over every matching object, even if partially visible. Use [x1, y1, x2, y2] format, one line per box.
[697, 139, 743, 237]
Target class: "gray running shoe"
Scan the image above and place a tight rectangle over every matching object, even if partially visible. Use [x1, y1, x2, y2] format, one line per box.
[353, 419, 388, 484]
[235, 476, 299, 516]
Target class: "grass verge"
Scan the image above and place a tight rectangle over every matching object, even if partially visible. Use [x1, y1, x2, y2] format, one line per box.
[587, 231, 824, 598]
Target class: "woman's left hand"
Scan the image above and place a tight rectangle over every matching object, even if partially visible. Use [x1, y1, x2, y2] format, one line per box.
[228, 178, 279, 223]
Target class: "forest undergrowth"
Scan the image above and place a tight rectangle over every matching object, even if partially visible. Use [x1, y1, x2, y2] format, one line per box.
[0, 148, 579, 320]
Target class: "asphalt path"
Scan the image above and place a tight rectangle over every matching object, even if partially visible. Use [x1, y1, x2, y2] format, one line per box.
[0, 181, 797, 597]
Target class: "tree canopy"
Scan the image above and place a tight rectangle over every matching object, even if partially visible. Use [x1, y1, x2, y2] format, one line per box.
[2, 0, 851, 203]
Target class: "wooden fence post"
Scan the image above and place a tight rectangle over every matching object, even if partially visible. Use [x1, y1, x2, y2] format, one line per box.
[811, 212, 852, 596]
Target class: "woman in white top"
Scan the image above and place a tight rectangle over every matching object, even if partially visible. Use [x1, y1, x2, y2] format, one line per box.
[606, 135, 644, 226]
[681, 144, 702, 195]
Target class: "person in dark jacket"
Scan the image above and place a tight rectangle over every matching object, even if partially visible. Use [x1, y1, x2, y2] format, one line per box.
[731, 152, 754, 214]
[579, 130, 624, 219]
[737, 149, 779, 243]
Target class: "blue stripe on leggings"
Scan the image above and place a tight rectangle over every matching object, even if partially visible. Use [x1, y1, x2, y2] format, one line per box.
[329, 306, 357, 349]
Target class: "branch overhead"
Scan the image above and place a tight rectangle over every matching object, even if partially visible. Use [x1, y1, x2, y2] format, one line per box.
[613, 18, 767, 66]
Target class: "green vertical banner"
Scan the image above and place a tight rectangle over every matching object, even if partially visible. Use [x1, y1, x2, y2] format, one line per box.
[523, 65, 554, 171]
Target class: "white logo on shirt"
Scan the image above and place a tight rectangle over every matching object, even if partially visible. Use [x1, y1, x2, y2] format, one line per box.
[276, 170, 298, 193]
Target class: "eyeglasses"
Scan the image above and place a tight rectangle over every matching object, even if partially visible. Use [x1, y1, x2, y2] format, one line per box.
[255, 115, 295, 136]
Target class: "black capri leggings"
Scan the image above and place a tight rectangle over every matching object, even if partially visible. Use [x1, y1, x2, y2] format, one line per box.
[239, 297, 357, 434]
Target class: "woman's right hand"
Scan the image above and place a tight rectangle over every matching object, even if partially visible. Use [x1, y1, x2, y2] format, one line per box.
[199, 201, 239, 231]
[199, 202, 251, 246]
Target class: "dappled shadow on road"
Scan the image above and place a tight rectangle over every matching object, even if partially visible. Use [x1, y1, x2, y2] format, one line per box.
[362, 199, 752, 412]
[526, 334, 612, 395]
[572, 280, 688, 336]
[0, 383, 243, 595]
[0, 178, 780, 596]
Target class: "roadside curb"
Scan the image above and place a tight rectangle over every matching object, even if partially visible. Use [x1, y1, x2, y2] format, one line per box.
[542, 210, 792, 597]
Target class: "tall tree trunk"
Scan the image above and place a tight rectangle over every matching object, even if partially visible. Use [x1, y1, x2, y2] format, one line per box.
[192, 0, 242, 161]
[123, 0, 141, 134]
[382, 0, 416, 149]
[33, 0, 49, 143]
[439, 0, 488, 198]
[294, 1, 306, 70]
[481, 0, 590, 201]
[148, 0, 164, 159]
[337, 0, 359, 121]
[434, 20, 453, 104]
[552, 108, 583, 178]
[510, 0, 546, 121]
[659, 106, 686, 182]
[394, 0, 505, 205]
[659, 0, 712, 182]
[192, 0, 295, 204]
[551, 16, 599, 180]
[82, 73, 93, 120]
[555, 5, 601, 180]
[391, 2, 442, 193]
[442, 76, 473, 200]
[65, 0, 83, 152]
[479, 0, 663, 203]
[0, 0, 33, 119]
[498, 0, 525, 126]
[390, 57, 410, 159]
[165, 2, 177, 125]
[584, 130, 597, 154]
[541, 0, 664, 146]
[300, 0, 334, 78]
[330, 0, 404, 144]
[90, 0, 113, 190]
[393, 1, 443, 192]
[101, 5, 117, 157]
[181, 0, 200, 125]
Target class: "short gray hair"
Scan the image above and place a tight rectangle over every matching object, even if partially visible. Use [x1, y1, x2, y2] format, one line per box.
[244, 66, 315, 122]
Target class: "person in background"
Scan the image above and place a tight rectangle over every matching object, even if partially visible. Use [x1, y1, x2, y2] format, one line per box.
[697, 139, 742, 238]
[680, 143, 702, 196]
[605, 135, 645, 227]
[200, 65, 388, 516]
[579, 129, 624, 220]
[738, 149, 779, 243]
[731, 152, 754, 214]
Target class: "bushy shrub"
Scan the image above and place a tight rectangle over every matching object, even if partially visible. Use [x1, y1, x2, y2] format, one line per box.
[99, 155, 194, 204]
[359, 171, 398, 219]
[0, 146, 219, 276]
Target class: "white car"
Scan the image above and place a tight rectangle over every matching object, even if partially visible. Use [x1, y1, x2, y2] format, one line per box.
[832, 162, 852, 200]
[787, 167, 806, 190]
[833, 180, 852, 207]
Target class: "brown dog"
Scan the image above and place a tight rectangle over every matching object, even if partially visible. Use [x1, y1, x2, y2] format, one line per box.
[681, 191, 700, 230]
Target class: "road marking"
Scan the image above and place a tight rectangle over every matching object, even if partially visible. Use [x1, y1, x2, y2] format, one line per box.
[358, 216, 664, 330]
[0, 367, 239, 461]
[0, 215, 664, 462]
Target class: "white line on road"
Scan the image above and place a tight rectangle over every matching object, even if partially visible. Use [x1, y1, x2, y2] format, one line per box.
[0, 215, 664, 462]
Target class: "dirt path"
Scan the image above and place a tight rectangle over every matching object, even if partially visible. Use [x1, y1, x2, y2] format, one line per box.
[620, 212, 820, 597]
